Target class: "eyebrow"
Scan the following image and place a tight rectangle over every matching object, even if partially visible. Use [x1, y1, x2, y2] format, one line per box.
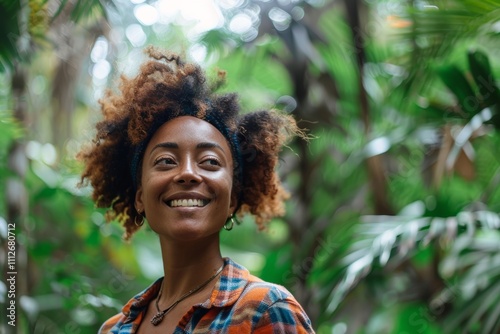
[150, 142, 225, 155]
[196, 142, 225, 152]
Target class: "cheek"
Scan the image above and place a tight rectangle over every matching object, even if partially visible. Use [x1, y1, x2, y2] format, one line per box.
[142, 175, 165, 201]
[223, 176, 236, 209]
[222, 172, 234, 194]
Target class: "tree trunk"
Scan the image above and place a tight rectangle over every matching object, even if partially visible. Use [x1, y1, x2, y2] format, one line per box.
[3, 64, 29, 334]
[344, 0, 394, 215]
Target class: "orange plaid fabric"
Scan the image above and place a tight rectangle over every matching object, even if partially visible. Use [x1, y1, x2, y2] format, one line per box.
[99, 258, 314, 333]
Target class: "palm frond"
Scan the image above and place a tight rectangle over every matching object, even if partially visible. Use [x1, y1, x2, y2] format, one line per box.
[439, 231, 500, 333]
[393, 0, 500, 106]
[51, 0, 117, 23]
[400, 0, 500, 44]
[0, 0, 22, 72]
[325, 209, 500, 316]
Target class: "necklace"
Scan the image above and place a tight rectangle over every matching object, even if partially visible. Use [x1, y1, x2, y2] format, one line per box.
[150, 264, 224, 326]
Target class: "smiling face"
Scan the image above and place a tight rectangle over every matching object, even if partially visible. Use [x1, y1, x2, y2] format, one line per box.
[135, 116, 236, 241]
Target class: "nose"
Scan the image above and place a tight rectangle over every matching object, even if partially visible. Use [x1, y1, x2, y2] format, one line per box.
[173, 159, 202, 184]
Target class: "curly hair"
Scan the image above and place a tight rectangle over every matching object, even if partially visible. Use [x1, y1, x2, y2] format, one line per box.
[78, 46, 301, 240]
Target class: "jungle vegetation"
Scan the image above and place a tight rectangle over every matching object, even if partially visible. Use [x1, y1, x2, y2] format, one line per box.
[1, 0, 500, 333]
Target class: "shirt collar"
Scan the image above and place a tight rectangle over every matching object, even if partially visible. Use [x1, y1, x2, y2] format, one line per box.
[203, 257, 251, 308]
[121, 277, 162, 323]
[120, 257, 251, 320]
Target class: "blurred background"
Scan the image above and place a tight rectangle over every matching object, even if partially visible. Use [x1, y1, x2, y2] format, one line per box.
[1, 0, 500, 333]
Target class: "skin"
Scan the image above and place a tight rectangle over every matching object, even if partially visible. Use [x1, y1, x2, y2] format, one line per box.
[135, 116, 237, 333]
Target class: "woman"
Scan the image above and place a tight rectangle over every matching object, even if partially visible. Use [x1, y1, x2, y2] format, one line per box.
[78, 46, 314, 333]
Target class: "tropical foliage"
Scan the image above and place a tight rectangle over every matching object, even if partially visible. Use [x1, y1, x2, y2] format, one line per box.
[1, 0, 500, 333]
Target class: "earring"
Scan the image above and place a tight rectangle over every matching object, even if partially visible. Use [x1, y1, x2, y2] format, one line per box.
[223, 215, 236, 231]
[135, 211, 145, 227]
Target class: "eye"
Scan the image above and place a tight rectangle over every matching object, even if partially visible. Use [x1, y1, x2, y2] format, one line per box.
[154, 157, 176, 166]
[201, 157, 221, 167]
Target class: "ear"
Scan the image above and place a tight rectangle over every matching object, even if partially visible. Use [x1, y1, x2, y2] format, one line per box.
[135, 186, 144, 214]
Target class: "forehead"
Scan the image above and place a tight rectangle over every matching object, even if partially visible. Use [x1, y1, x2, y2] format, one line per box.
[146, 116, 232, 154]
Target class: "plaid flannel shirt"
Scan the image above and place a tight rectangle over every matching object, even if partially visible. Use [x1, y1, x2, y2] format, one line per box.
[99, 257, 315, 333]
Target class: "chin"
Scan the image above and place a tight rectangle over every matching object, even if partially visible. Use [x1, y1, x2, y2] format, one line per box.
[151, 220, 220, 241]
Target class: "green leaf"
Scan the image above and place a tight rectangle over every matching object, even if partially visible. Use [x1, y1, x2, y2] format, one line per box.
[259, 246, 293, 286]
[444, 282, 500, 333]
[483, 297, 500, 334]
[436, 64, 478, 117]
[0, 0, 21, 72]
[468, 50, 500, 107]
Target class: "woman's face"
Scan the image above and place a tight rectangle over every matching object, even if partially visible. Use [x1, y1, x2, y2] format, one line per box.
[135, 116, 236, 241]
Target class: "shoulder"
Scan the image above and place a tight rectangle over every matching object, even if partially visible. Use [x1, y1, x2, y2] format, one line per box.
[97, 277, 163, 334]
[98, 313, 126, 334]
[241, 275, 295, 305]
[215, 258, 292, 307]
[219, 258, 304, 309]
[220, 259, 314, 333]
[239, 279, 315, 333]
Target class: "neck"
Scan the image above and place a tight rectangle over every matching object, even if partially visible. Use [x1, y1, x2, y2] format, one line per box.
[158, 234, 224, 303]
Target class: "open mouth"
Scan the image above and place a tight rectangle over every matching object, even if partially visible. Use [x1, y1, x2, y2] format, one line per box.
[168, 199, 209, 208]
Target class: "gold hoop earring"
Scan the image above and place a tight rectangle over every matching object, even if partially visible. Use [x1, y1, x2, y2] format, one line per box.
[223, 215, 235, 231]
[135, 212, 145, 227]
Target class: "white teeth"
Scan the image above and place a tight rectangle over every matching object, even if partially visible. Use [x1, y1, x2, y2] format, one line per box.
[170, 199, 206, 207]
